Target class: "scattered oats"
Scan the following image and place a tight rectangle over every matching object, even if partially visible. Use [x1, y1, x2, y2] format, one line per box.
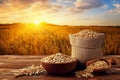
[75, 60, 110, 78]
[14, 65, 46, 77]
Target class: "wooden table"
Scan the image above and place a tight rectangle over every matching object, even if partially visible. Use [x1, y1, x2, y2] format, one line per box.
[0, 55, 120, 80]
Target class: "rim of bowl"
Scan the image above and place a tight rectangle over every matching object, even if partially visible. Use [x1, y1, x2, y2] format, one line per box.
[40, 59, 77, 65]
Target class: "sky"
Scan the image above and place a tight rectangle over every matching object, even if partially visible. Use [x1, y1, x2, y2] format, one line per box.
[0, 0, 120, 26]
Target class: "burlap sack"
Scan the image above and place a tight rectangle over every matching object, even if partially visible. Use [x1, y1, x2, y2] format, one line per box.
[69, 34, 105, 49]
[69, 33, 105, 64]
[71, 46, 103, 63]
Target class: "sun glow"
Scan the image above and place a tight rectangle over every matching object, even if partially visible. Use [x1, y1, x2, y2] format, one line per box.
[34, 20, 40, 25]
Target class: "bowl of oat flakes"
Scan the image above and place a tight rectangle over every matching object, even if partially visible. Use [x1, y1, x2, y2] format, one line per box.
[40, 53, 77, 75]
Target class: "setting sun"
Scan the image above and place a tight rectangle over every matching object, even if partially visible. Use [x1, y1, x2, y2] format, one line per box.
[34, 20, 40, 25]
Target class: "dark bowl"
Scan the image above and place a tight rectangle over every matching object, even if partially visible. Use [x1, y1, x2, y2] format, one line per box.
[41, 60, 77, 75]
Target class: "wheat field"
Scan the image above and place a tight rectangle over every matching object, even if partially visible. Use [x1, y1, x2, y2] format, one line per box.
[0, 23, 120, 55]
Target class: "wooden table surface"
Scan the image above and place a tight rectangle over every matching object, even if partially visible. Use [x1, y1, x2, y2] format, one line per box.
[0, 55, 120, 80]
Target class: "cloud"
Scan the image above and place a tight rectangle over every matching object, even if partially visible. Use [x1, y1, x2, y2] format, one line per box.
[74, 0, 103, 9]
[111, 0, 120, 4]
[63, 0, 72, 3]
[70, 0, 103, 13]
[101, 4, 108, 9]
[0, 0, 62, 13]
[27, 1, 62, 15]
[69, 7, 84, 13]
[108, 3, 120, 15]
[0, 0, 53, 10]
[113, 3, 120, 8]
[0, 0, 63, 23]
[57, 0, 71, 2]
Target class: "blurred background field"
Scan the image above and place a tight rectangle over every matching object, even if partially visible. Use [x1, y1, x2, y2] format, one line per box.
[0, 23, 120, 55]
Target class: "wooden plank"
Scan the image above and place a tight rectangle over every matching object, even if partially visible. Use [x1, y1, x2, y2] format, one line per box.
[0, 55, 120, 80]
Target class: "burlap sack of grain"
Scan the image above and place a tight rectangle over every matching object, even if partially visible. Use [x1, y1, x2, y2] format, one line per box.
[69, 30, 105, 64]
[71, 46, 103, 63]
[69, 34, 105, 48]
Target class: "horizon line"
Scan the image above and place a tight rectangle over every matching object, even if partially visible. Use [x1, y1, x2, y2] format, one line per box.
[0, 22, 120, 27]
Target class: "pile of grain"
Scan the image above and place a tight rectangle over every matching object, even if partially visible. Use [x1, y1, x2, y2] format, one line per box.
[41, 53, 76, 63]
[14, 65, 46, 77]
[75, 60, 110, 78]
[73, 29, 102, 39]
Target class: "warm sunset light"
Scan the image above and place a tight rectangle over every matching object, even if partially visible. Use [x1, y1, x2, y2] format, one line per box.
[0, 0, 119, 25]
[34, 20, 40, 25]
[0, 1, 120, 79]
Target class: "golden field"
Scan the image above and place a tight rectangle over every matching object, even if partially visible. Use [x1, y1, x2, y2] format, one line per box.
[0, 23, 120, 55]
